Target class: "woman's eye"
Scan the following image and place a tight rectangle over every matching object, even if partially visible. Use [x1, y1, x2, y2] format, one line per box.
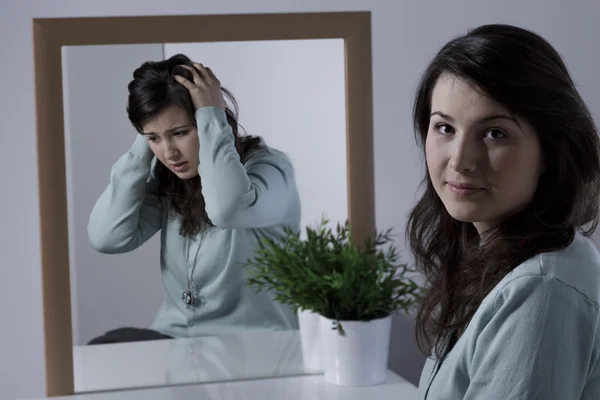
[173, 131, 187, 137]
[486, 129, 507, 140]
[435, 123, 454, 135]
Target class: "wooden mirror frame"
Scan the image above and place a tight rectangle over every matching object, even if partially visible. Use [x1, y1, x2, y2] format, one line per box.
[32, 11, 374, 397]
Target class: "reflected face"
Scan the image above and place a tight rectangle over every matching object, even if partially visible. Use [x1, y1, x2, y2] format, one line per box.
[142, 105, 199, 179]
[425, 74, 544, 234]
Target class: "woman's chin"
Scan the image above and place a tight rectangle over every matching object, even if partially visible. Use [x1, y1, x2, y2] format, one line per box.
[445, 206, 489, 225]
[172, 169, 199, 180]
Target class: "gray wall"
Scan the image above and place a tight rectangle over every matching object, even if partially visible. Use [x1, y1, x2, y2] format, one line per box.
[2, 1, 599, 399]
[62, 44, 166, 346]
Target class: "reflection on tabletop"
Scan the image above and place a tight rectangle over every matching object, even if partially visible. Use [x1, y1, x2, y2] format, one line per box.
[73, 329, 319, 393]
[36, 370, 418, 400]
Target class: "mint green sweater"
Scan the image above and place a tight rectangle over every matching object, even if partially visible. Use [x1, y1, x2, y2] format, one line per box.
[87, 107, 301, 337]
[419, 231, 600, 399]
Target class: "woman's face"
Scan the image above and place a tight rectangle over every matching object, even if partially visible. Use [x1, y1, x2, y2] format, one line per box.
[425, 74, 545, 234]
[141, 105, 199, 180]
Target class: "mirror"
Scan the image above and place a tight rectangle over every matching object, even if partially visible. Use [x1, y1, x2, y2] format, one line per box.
[33, 12, 373, 397]
[63, 39, 347, 392]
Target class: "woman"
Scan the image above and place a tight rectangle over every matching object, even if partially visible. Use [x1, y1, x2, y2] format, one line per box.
[87, 54, 301, 343]
[408, 24, 600, 399]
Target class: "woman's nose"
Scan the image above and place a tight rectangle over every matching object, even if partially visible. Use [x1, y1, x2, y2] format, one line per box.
[449, 136, 479, 172]
[163, 142, 181, 159]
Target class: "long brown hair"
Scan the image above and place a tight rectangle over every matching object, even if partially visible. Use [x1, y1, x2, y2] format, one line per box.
[127, 54, 262, 236]
[407, 24, 600, 358]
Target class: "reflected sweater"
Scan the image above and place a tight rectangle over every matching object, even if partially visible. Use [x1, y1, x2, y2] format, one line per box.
[419, 231, 600, 400]
[87, 106, 301, 337]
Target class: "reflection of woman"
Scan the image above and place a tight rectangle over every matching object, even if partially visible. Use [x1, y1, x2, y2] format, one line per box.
[164, 330, 300, 385]
[408, 25, 600, 399]
[87, 54, 300, 343]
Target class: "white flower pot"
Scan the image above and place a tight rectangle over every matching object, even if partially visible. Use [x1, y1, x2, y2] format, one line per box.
[319, 314, 392, 386]
[297, 308, 322, 371]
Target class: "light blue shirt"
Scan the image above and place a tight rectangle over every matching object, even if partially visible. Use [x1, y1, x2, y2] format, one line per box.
[419, 231, 600, 399]
[87, 106, 301, 337]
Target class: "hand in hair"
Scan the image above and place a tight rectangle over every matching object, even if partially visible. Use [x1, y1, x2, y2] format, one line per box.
[174, 63, 227, 111]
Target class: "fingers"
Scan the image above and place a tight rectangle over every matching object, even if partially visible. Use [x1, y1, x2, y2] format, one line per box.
[173, 74, 195, 90]
[173, 63, 222, 109]
[176, 65, 204, 85]
[174, 63, 219, 87]
[173, 74, 196, 90]
[192, 62, 208, 77]
[205, 67, 219, 82]
[191, 62, 220, 84]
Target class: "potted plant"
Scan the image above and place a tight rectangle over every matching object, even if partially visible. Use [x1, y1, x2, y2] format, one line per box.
[244, 216, 422, 386]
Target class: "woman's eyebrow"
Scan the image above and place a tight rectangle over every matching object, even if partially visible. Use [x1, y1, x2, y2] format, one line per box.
[430, 110, 518, 124]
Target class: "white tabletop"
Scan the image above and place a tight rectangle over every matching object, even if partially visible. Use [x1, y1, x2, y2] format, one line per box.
[73, 330, 317, 393]
[68, 329, 419, 400]
[33, 370, 419, 400]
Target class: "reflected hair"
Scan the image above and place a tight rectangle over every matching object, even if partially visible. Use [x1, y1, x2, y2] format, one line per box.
[126, 53, 262, 236]
[407, 24, 600, 358]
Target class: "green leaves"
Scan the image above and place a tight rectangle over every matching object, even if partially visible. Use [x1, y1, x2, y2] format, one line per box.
[243, 216, 423, 333]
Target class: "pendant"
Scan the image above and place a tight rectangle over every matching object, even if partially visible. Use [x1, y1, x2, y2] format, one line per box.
[182, 289, 195, 309]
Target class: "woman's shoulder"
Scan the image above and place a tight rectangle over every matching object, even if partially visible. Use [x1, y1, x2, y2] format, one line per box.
[242, 139, 295, 170]
[498, 231, 600, 310]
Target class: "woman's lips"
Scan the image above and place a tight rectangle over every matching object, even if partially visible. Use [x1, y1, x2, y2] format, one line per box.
[171, 162, 189, 172]
[447, 182, 485, 198]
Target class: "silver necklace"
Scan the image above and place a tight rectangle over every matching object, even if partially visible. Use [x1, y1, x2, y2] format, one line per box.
[182, 230, 206, 310]
[182, 280, 198, 310]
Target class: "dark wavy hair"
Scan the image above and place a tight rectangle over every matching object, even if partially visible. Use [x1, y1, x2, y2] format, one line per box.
[407, 24, 600, 358]
[126, 54, 262, 236]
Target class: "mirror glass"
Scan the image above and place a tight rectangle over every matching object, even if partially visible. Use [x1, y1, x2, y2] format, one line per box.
[61, 39, 347, 392]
